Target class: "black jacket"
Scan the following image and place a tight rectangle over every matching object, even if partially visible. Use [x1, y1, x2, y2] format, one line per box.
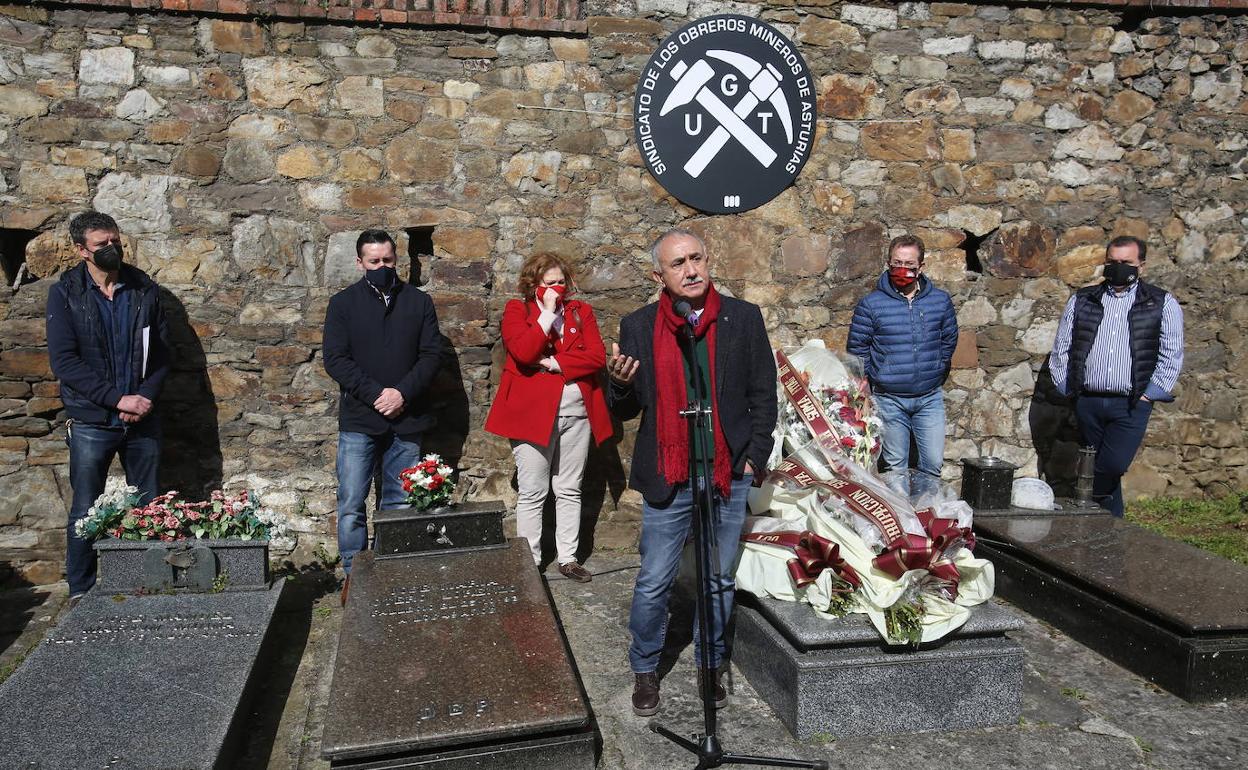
[323, 278, 443, 438]
[46, 262, 170, 425]
[608, 295, 777, 504]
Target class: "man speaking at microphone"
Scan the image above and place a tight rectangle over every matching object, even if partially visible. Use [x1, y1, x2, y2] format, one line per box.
[607, 228, 776, 717]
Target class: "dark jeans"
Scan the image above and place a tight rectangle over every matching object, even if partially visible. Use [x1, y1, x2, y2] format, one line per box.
[335, 431, 422, 574]
[66, 419, 161, 595]
[1075, 395, 1154, 517]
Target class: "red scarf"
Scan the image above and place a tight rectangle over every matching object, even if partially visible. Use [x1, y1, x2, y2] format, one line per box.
[653, 285, 733, 498]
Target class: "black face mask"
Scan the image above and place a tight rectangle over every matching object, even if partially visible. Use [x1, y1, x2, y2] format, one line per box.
[365, 266, 397, 292]
[1103, 261, 1139, 288]
[90, 243, 123, 272]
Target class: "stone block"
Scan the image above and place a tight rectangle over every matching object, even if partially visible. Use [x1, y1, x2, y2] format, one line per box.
[0, 583, 284, 768]
[950, 329, 978, 369]
[733, 599, 1024, 739]
[94, 539, 270, 592]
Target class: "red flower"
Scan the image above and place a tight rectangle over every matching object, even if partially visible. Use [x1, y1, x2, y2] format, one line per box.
[164, 515, 179, 529]
[840, 436, 857, 449]
[838, 406, 856, 422]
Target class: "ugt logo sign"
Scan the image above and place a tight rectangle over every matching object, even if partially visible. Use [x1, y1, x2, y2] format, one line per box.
[634, 15, 817, 214]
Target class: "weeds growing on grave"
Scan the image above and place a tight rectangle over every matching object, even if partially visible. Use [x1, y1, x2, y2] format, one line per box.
[1127, 491, 1248, 566]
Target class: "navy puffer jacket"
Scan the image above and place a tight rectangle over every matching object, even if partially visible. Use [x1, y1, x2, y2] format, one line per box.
[846, 272, 959, 397]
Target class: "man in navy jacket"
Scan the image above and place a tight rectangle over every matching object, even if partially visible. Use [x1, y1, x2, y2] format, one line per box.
[46, 210, 170, 600]
[323, 229, 442, 585]
[847, 234, 958, 494]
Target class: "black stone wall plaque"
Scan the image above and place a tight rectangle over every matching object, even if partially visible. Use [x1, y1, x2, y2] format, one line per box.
[0, 582, 284, 768]
[975, 514, 1248, 701]
[321, 540, 593, 768]
[373, 501, 506, 557]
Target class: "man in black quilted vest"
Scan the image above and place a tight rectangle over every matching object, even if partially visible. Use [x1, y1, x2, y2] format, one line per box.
[47, 211, 170, 601]
[1048, 236, 1184, 516]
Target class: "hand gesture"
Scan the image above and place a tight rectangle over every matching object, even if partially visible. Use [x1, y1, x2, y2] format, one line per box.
[539, 356, 561, 373]
[608, 342, 639, 385]
[373, 387, 405, 418]
[116, 394, 152, 423]
[538, 287, 560, 313]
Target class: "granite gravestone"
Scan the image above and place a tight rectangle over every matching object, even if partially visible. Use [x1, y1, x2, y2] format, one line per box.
[0, 583, 284, 768]
[733, 597, 1024, 739]
[975, 513, 1248, 701]
[322, 502, 594, 769]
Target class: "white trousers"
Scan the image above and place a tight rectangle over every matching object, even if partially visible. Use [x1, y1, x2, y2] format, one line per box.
[511, 414, 592, 565]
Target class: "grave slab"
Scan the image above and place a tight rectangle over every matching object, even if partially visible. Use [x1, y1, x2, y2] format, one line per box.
[0, 582, 284, 769]
[974, 513, 1248, 701]
[321, 540, 594, 769]
[733, 597, 1024, 739]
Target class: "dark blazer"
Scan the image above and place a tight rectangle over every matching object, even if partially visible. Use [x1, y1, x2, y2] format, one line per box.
[46, 262, 170, 425]
[323, 278, 443, 438]
[608, 294, 777, 504]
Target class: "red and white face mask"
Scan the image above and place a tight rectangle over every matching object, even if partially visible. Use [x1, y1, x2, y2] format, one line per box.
[889, 266, 918, 290]
[537, 284, 567, 303]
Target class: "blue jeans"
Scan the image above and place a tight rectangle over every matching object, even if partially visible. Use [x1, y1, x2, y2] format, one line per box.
[66, 419, 161, 596]
[628, 474, 752, 674]
[874, 390, 946, 490]
[1075, 395, 1153, 518]
[335, 431, 422, 574]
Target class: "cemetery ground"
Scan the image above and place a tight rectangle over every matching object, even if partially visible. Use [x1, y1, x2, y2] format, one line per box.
[2, 544, 1245, 769]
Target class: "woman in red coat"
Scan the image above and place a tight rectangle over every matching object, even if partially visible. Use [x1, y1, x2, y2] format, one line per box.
[485, 253, 613, 582]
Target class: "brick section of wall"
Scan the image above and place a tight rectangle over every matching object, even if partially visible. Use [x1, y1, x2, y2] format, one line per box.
[39, 0, 588, 33]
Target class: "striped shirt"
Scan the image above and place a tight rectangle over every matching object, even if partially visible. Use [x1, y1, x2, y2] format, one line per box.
[1049, 283, 1184, 401]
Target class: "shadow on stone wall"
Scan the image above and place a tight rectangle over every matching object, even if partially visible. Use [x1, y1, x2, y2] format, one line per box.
[157, 289, 222, 498]
[420, 335, 470, 469]
[1028, 357, 1081, 497]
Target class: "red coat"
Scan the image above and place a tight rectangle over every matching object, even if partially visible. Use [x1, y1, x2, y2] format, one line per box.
[485, 298, 613, 447]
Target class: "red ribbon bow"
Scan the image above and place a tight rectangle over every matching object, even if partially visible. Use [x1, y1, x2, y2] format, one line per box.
[742, 530, 862, 589]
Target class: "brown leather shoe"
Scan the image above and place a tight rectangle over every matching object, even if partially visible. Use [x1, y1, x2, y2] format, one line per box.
[340, 574, 350, 607]
[558, 561, 593, 583]
[632, 672, 660, 716]
[698, 666, 728, 708]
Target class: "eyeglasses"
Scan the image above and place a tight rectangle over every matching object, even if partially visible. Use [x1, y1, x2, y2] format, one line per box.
[888, 262, 920, 270]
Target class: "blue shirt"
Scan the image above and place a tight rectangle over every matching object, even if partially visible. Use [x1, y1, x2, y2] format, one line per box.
[1049, 282, 1184, 401]
[89, 279, 133, 426]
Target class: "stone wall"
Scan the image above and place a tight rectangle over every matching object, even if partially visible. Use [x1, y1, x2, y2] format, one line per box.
[1, 1, 1245, 583]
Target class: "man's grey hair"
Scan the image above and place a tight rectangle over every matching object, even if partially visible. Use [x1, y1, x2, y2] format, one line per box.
[649, 228, 706, 270]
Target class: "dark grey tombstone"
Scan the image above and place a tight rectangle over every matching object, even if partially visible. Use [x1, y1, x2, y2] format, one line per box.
[0, 583, 284, 768]
[321, 540, 594, 769]
[373, 501, 507, 557]
[733, 597, 1025, 739]
[94, 538, 270, 592]
[974, 513, 1248, 701]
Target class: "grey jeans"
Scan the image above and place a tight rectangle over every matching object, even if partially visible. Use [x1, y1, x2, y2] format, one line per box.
[511, 413, 592, 565]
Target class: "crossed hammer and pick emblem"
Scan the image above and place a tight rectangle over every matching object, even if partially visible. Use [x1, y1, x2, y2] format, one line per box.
[659, 50, 794, 179]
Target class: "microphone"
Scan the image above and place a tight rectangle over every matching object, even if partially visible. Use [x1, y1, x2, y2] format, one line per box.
[673, 300, 697, 327]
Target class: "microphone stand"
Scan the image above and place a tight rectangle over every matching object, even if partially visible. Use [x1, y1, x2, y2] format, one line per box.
[649, 315, 827, 770]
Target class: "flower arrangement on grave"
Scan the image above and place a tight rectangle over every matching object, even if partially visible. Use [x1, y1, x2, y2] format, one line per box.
[399, 454, 456, 511]
[73, 478, 288, 543]
[772, 340, 883, 469]
[740, 437, 994, 647]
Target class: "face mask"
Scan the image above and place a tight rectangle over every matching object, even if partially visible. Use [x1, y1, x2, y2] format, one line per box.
[537, 284, 567, 303]
[365, 266, 397, 291]
[889, 266, 918, 290]
[90, 243, 123, 272]
[1103, 261, 1138, 288]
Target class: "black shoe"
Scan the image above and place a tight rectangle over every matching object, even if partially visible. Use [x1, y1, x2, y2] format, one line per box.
[698, 666, 728, 708]
[632, 672, 660, 716]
